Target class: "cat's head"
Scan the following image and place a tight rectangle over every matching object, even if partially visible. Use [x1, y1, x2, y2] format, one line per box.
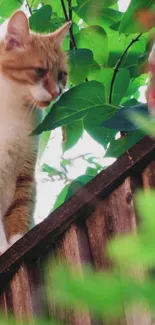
[0, 11, 71, 108]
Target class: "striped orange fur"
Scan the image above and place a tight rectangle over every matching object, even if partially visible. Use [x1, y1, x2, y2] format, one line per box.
[0, 11, 70, 254]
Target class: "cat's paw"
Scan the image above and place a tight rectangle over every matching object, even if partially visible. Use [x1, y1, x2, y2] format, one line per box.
[9, 233, 23, 246]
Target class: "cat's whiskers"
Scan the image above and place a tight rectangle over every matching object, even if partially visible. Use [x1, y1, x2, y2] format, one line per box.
[24, 100, 37, 121]
[0, 10, 70, 255]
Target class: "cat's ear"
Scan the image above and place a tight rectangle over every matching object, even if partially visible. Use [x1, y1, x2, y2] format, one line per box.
[50, 21, 71, 45]
[5, 11, 30, 50]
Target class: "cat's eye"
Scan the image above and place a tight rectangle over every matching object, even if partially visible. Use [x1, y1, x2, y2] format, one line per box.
[34, 68, 47, 78]
[58, 71, 67, 81]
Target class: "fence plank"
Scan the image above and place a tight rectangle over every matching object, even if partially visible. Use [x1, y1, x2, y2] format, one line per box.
[142, 160, 155, 188]
[0, 138, 155, 324]
[87, 177, 151, 325]
[0, 286, 12, 317]
[0, 137, 155, 285]
[27, 258, 50, 318]
[53, 224, 92, 325]
[10, 265, 33, 321]
[107, 177, 151, 325]
[86, 177, 139, 269]
[86, 198, 112, 270]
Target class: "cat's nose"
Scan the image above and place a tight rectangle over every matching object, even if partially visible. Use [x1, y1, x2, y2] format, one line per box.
[51, 89, 60, 99]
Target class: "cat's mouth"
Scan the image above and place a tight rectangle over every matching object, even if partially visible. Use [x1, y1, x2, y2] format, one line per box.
[25, 94, 52, 108]
[36, 100, 51, 108]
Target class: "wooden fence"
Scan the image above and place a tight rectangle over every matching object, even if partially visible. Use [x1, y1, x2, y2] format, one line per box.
[1, 136, 155, 325]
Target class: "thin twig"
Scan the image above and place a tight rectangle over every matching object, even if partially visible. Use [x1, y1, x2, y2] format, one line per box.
[68, 0, 72, 21]
[109, 33, 142, 104]
[26, 0, 33, 15]
[61, 0, 77, 48]
[67, 0, 74, 49]
[60, 0, 69, 21]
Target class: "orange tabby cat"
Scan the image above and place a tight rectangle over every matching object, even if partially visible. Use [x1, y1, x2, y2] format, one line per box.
[0, 10, 70, 254]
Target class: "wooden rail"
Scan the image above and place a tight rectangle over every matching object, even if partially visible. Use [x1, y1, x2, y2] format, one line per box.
[0, 136, 155, 324]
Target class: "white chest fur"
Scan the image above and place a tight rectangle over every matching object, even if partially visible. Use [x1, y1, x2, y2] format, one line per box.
[0, 74, 39, 216]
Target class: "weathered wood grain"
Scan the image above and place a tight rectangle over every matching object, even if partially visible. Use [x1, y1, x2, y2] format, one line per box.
[27, 258, 49, 318]
[10, 265, 33, 321]
[86, 176, 150, 325]
[0, 286, 12, 317]
[52, 224, 92, 325]
[0, 136, 155, 287]
[0, 137, 155, 324]
[86, 177, 140, 270]
[142, 160, 155, 188]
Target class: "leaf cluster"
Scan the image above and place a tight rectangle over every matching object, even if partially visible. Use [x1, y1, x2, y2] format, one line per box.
[4, 0, 154, 207]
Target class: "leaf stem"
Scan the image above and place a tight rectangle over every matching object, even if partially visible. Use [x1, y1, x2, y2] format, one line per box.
[109, 33, 142, 104]
[60, 0, 68, 21]
[26, 0, 32, 15]
[67, 0, 74, 49]
[61, 0, 77, 49]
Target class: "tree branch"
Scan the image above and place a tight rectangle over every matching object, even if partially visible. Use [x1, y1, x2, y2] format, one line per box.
[26, 0, 32, 15]
[109, 33, 142, 104]
[67, 0, 75, 49]
[60, 0, 68, 21]
[61, 0, 77, 49]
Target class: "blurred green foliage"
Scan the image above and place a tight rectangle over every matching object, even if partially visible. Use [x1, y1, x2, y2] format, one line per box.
[48, 190, 155, 321]
[1, 1, 155, 324]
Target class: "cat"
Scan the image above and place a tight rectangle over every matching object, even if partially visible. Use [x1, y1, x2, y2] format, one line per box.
[0, 10, 70, 254]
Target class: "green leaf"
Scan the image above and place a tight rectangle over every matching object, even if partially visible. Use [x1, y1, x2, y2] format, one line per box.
[28, 0, 40, 9]
[29, 5, 57, 32]
[53, 184, 70, 210]
[86, 126, 117, 148]
[42, 163, 63, 178]
[0, 312, 61, 325]
[76, 26, 108, 65]
[84, 104, 118, 129]
[0, 0, 24, 18]
[65, 175, 94, 201]
[108, 31, 126, 67]
[49, 263, 140, 318]
[39, 131, 51, 158]
[62, 120, 84, 152]
[42, 0, 77, 17]
[105, 130, 144, 158]
[119, 0, 154, 35]
[111, 68, 131, 105]
[123, 74, 148, 102]
[86, 156, 103, 172]
[83, 103, 118, 147]
[109, 232, 155, 269]
[53, 175, 94, 210]
[68, 49, 93, 85]
[85, 166, 99, 177]
[33, 81, 107, 134]
[103, 103, 149, 131]
[76, 0, 118, 7]
[74, 2, 122, 29]
[88, 64, 114, 101]
[136, 190, 155, 232]
[129, 112, 155, 137]
[108, 31, 146, 77]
